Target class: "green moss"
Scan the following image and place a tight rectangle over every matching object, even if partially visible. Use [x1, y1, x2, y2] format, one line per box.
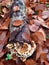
[6, 53, 12, 60]
[35, 11, 38, 15]
[46, 35, 49, 39]
[46, 4, 49, 7]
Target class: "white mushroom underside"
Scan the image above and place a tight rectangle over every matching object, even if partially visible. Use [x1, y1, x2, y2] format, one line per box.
[7, 41, 36, 61]
[14, 41, 36, 59]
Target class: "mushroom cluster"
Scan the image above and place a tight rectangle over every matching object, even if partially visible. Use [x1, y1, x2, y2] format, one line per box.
[6, 41, 36, 61]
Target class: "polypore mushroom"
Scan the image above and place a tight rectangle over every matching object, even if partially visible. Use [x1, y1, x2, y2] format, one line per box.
[13, 20, 23, 27]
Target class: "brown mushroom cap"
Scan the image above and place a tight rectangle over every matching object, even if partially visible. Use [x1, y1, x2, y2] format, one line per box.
[13, 20, 23, 27]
